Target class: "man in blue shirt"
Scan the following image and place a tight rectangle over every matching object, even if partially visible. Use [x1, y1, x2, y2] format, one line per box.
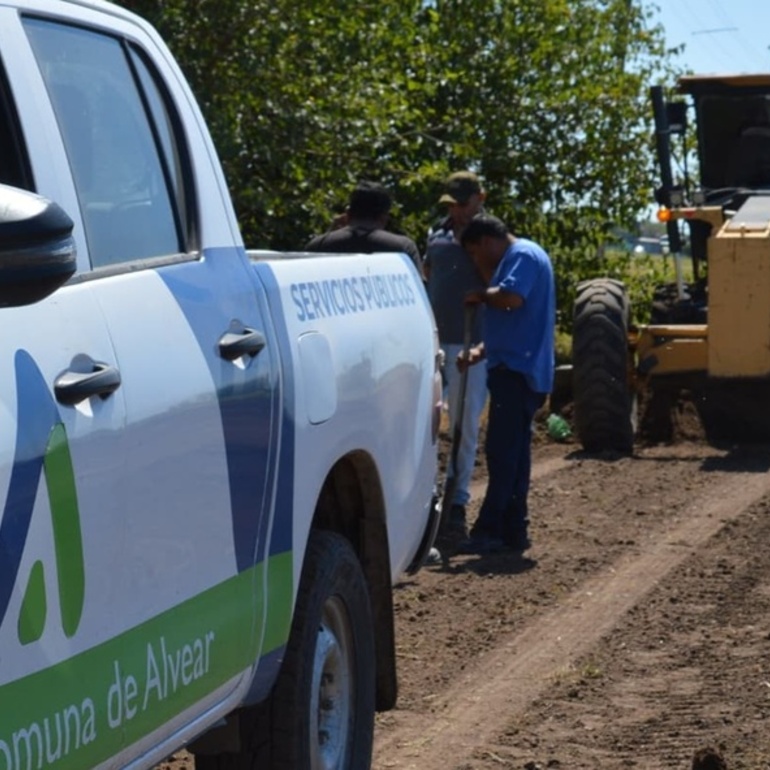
[456, 214, 555, 555]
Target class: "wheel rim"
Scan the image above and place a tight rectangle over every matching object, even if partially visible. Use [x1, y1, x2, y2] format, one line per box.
[310, 595, 353, 770]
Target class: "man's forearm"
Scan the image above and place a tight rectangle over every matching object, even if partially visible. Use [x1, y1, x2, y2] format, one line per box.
[484, 287, 523, 311]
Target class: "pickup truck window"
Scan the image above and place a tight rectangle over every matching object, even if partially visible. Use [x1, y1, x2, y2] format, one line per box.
[24, 19, 185, 269]
[129, 46, 194, 250]
[0, 59, 31, 189]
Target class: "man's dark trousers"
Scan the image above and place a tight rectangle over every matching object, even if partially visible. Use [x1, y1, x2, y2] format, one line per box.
[473, 367, 545, 547]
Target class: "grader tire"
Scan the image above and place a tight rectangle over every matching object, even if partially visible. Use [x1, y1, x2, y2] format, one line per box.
[572, 279, 635, 453]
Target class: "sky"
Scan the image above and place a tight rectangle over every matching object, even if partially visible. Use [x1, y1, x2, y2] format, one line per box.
[653, 0, 770, 75]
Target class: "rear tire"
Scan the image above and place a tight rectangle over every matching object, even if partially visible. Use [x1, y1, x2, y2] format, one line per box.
[195, 530, 375, 770]
[572, 278, 635, 453]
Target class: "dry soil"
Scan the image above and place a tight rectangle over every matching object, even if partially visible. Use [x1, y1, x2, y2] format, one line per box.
[160, 406, 770, 770]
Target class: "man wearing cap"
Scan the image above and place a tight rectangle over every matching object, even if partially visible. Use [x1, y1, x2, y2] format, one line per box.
[423, 171, 489, 540]
[305, 180, 422, 275]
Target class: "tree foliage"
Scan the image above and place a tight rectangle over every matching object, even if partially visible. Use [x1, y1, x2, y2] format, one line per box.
[117, 0, 683, 324]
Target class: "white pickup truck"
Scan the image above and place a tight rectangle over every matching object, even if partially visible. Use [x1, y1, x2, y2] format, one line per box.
[0, 2, 441, 769]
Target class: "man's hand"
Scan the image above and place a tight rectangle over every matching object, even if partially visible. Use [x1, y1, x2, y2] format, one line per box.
[464, 290, 486, 306]
[457, 344, 484, 372]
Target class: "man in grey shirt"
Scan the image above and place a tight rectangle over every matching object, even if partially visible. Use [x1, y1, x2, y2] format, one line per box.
[423, 171, 488, 538]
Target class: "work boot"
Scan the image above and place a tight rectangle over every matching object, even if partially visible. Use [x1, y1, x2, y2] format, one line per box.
[506, 532, 532, 553]
[456, 532, 508, 555]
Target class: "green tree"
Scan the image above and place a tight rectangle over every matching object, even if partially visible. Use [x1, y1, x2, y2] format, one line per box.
[117, 0, 683, 325]
[119, 0, 430, 247]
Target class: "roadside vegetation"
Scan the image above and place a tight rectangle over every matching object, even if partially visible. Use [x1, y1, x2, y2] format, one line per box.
[117, 0, 687, 335]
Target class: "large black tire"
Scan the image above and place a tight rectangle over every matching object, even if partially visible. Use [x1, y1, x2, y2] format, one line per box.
[196, 530, 375, 770]
[572, 278, 635, 453]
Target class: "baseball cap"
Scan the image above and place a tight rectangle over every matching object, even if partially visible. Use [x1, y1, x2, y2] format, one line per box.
[439, 171, 482, 205]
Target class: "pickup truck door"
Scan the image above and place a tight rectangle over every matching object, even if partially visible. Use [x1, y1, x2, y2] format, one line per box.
[17, 14, 279, 761]
[0, 26, 139, 770]
[0, 285, 130, 764]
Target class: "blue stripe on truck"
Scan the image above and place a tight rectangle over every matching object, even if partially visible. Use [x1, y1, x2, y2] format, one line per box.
[249, 260, 296, 557]
[157, 247, 294, 568]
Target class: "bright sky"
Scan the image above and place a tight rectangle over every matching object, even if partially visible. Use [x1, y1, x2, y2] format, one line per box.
[653, 0, 770, 75]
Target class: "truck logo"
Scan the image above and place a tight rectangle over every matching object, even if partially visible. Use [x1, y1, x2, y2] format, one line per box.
[0, 350, 85, 644]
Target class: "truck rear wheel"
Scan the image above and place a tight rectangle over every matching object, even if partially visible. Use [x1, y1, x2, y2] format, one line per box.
[572, 278, 635, 453]
[196, 530, 375, 770]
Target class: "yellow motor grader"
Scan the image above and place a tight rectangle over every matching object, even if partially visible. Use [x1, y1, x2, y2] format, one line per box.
[573, 74, 770, 452]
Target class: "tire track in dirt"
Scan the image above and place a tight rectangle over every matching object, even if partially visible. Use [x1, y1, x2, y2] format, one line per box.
[372, 463, 770, 770]
[510, 482, 770, 768]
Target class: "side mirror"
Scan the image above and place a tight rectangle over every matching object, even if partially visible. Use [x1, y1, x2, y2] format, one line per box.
[0, 183, 77, 307]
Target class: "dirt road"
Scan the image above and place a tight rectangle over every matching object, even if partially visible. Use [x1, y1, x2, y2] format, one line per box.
[373, 432, 770, 770]
[162, 420, 770, 770]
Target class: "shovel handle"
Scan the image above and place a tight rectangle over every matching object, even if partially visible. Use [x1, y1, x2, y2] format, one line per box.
[439, 304, 478, 530]
[455, 303, 477, 437]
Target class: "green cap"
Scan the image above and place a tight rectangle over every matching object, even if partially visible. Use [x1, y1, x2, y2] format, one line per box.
[439, 171, 482, 205]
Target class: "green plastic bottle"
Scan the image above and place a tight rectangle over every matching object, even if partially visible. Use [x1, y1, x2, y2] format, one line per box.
[546, 413, 572, 442]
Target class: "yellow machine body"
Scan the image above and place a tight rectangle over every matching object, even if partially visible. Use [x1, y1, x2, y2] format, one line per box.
[574, 73, 770, 450]
[707, 198, 770, 376]
[637, 199, 770, 380]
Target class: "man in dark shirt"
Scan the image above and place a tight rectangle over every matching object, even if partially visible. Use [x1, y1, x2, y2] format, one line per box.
[305, 181, 422, 274]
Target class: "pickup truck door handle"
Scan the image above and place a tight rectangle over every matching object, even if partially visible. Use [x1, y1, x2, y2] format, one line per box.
[54, 362, 122, 405]
[218, 328, 266, 361]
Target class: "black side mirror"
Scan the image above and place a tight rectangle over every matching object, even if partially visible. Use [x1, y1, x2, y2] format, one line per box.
[0, 184, 77, 306]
